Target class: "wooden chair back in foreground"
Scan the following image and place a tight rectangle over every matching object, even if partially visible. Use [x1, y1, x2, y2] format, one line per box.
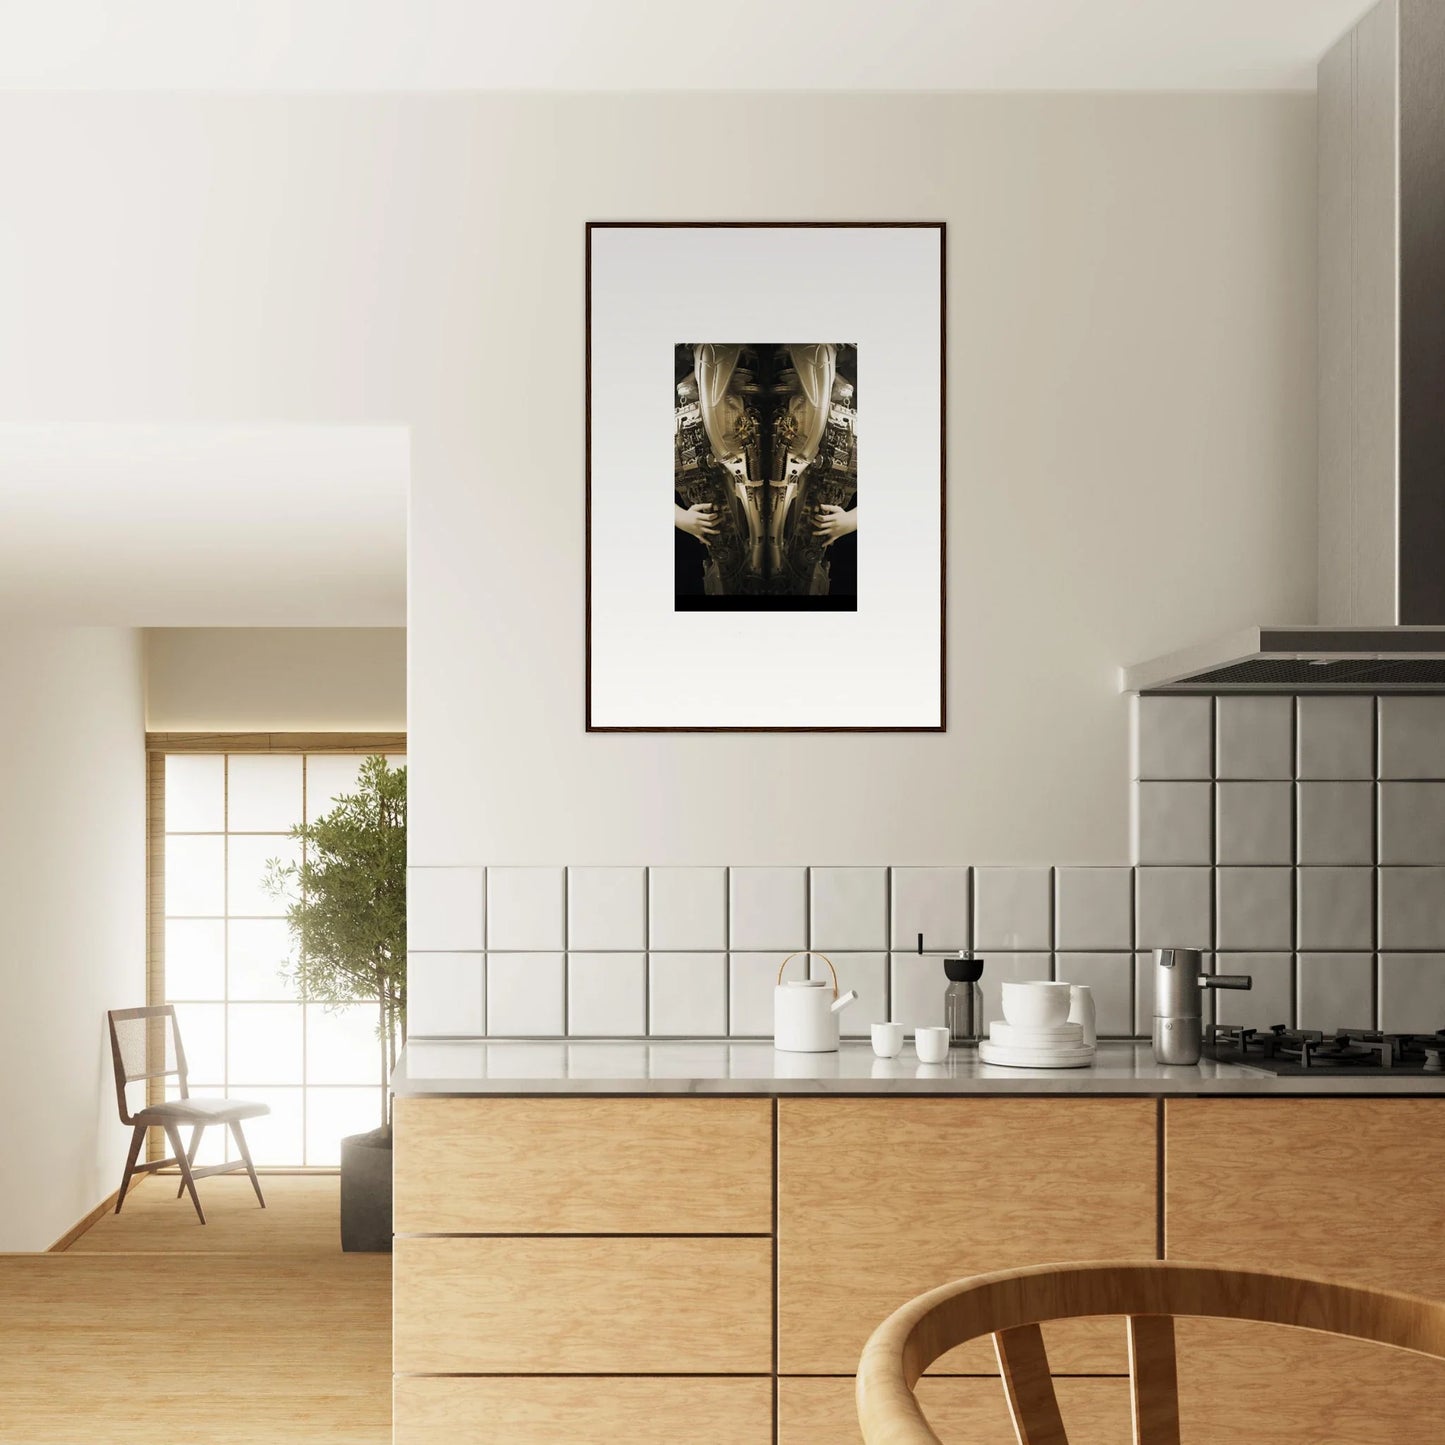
[855, 1259, 1445, 1445]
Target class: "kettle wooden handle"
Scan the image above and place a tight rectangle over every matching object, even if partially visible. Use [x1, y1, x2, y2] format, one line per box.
[777, 950, 839, 998]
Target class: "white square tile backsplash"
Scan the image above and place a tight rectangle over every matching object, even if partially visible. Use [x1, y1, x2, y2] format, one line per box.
[487, 867, 565, 951]
[728, 952, 783, 1035]
[567, 952, 646, 1036]
[729, 868, 808, 952]
[648, 867, 727, 951]
[810, 867, 888, 951]
[486, 952, 565, 1036]
[1378, 697, 1445, 779]
[889, 867, 969, 951]
[407, 867, 485, 952]
[1054, 868, 1132, 951]
[648, 952, 726, 1036]
[407, 952, 485, 1036]
[567, 867, 647, 951]
[405, 695, 1445, 1041]
[973, 868, 1051, 950]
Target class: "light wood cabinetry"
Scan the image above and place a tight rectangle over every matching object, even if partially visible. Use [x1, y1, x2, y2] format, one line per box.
[392, 1097, 777, 1443]
[393, 1096, 772, 1234]
[394, 1093, 1445, 1442]
[777, 1098, 1158, 1374]
[778, 1376, 1132, 1445]
[394, 1236, 773, 1374]
[1165, 1099, 1445, 1443]
[394, 1377, 774, 1445]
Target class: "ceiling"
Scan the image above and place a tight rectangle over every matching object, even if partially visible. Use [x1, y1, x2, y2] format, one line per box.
[0, 0, 1377, 92]
[0, 425, 408, 626]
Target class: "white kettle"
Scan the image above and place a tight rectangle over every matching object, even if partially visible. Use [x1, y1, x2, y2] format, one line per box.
[774, 952, 858, 1053]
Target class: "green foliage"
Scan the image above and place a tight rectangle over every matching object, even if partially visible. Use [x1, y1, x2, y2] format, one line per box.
[263, 755, 407, 1083]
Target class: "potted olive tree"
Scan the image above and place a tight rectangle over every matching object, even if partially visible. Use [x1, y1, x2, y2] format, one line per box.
[265, 755, 406, 1252]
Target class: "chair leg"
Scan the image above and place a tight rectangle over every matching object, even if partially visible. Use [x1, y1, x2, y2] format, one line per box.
[230, 1119, 266, 1209]
[164, 1123, 206, 1224]
[114, 1123, 146, 1215]
[176, 1123, 204, 1199]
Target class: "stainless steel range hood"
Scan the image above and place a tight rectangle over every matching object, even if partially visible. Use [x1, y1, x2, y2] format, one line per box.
[1123, 627, 1445, 694]
[1123, 0, 1445, 695]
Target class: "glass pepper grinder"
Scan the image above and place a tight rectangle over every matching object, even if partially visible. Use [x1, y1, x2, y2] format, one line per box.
[944, 952, 985, 1047]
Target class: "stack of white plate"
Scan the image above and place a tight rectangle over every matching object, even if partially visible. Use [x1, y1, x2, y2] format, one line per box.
[977, 981, 1096, 1069]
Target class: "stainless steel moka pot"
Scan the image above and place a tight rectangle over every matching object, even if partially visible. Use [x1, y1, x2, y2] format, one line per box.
[1152, 947, 1252, 1065]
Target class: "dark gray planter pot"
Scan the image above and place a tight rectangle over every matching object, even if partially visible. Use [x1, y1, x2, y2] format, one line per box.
[340, 1126, 393, 1253]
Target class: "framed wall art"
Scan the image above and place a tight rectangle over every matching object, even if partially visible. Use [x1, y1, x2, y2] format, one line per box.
[586, 222, 945, 731]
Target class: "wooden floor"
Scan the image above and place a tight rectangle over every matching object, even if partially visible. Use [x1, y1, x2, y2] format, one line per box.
[0, 1175, 391, 1444]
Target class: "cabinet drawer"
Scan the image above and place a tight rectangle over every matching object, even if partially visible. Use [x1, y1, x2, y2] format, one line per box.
[777, 1098, 1157, 1375]
[393, 1097, 772, 1234]
[395, 1376, 773, 1445]
[778, 1376, 1132, 1445]
[393, 1236, 773, 1374]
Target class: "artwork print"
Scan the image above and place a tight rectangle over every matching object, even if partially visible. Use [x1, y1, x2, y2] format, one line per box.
[586, 222, 943, 731]
[673, 343, 858, 612]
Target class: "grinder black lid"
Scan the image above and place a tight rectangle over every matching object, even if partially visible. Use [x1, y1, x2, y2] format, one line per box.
[943, 953, 984, 983]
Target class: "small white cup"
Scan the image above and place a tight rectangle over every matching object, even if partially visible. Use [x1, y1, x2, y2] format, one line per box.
[914, 1026, 951, 1064]
[871, 1022, 905, 1058]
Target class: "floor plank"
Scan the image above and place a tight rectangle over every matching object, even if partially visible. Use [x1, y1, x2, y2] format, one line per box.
[67, 1173, 348, 1255]
[1, 1175, 391, 1444]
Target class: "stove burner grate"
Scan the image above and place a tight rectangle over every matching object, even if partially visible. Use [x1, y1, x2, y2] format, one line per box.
[1206, 1025, 1445, 1072]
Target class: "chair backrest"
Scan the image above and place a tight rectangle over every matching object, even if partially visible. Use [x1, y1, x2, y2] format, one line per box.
[855, 1260, 1445, 1445]
[107, 1006, 189, 1125]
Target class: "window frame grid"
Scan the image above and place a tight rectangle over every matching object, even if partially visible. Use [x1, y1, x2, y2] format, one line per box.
[146, 732, 405, 1168]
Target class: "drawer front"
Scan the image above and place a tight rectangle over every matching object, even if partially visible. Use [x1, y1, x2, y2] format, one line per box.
[778, 1376, 1132, 1445]
[394, 1096, 772, 1234]
[777, 1098, 1157, 1375]
[393, 1236, 773, 1374]
[395, 1377, 773, 1445]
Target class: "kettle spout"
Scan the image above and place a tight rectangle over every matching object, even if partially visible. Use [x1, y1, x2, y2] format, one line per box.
[831, 989, 859, 1014]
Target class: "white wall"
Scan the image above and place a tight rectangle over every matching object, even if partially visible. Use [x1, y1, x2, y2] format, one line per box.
[0, 93, 1317, 867]
[0, 627, 145, 1250]
[145, 627, 406, 731]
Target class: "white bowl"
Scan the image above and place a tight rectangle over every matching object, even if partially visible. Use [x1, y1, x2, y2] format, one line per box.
[1000, 980, 1074, 1029]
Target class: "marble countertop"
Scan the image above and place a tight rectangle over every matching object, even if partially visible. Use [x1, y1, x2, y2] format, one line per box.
[392, 1039, 1445, 1096]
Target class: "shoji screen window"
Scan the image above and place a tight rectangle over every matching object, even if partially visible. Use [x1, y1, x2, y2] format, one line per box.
[160, 749, 402, 1167]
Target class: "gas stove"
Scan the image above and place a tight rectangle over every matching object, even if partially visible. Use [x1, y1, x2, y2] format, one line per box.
[1205, 1025, 1445, 1076]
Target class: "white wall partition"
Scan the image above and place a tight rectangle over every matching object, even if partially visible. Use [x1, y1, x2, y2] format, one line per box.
[0, 91, 1318, 866]
[0, 627, 145, 1251]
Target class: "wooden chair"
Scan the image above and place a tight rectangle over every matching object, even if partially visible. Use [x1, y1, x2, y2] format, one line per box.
[107, 1005, 270, 1225]
[855, 1259, 1445, 1444]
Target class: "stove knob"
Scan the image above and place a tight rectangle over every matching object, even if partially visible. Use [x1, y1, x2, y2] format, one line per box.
[1425, 1049, 1443, 1074]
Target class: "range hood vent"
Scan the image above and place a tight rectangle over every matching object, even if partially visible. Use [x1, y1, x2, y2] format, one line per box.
[1123, 0, 1445, 696]
[1124, 628, 1445, 694]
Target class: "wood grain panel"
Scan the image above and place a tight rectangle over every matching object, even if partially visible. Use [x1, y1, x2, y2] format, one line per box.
[778, 1376, 1132, 1445]
[393, 1096, 772, 1234]
[393, 1236, 772, 1374]
[1166, 1100, 1445, 1442]
[777, 1098, 1157, 1374]
[1175, 1319, 1445, 1445]
[394, 1376, 773, 1444]
[1165, 1100, 1445, 1293]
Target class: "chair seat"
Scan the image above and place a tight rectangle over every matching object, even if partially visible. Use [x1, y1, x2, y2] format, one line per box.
[135, 1097, 271, 1125]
